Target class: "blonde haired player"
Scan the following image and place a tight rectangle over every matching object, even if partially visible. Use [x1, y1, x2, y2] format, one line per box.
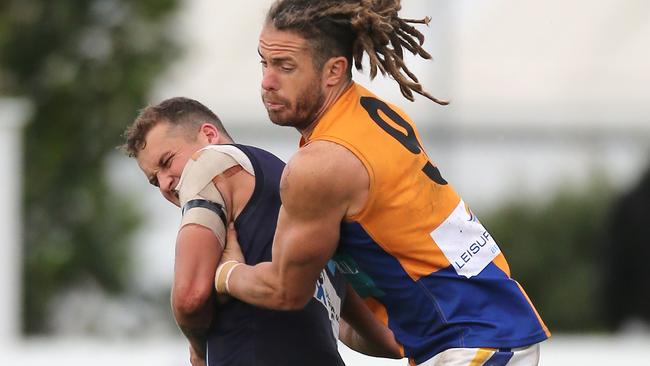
[216, 1, 550, 365]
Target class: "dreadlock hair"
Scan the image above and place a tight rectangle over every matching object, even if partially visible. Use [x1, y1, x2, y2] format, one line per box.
[266, 0, 448, 105]
[120, 97, 233, 158]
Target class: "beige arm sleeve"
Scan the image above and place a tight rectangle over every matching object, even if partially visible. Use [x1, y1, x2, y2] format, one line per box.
[175, 145, 254, 248]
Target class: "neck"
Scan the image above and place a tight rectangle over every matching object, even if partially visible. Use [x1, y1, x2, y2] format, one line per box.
[298, 79, 353, 140]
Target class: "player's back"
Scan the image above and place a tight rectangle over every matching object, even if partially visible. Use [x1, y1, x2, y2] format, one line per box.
[205, 144, 345, 366]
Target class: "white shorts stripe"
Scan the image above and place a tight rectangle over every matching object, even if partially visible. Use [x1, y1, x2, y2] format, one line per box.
[416, 343, 541, 366]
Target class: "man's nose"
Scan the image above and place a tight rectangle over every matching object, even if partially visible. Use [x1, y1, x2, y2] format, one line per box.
[261, 68, 278, 91]
[158, 172, 175, 195]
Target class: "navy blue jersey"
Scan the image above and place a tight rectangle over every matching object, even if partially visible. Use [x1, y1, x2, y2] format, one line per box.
[206, 144, 346, 366]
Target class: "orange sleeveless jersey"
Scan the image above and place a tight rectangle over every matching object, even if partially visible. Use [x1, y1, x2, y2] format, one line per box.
[301, 83, 550, 364]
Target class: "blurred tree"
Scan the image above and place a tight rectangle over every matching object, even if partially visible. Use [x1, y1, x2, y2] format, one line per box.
[482, 178, 613, 332]
[0, 0, 179, 334]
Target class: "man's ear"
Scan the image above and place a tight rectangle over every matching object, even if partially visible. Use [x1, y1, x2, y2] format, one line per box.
[322, 56, 349, 87]
[199, 123, 220, 144]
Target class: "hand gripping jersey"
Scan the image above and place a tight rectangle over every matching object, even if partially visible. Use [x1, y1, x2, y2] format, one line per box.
[301, 83, 550, 365]
[177, 144, 346, 366]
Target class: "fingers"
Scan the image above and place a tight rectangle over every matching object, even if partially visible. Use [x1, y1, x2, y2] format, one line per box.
[220, 221, 245, 264]
[226, 222, 237, 242]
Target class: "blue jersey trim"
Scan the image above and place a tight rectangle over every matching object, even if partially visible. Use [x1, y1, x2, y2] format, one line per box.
[336, 221, 548, 363]
[484, 350, 514, 366]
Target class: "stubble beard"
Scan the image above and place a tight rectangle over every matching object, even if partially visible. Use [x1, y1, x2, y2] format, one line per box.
[264, 78, 325, 131]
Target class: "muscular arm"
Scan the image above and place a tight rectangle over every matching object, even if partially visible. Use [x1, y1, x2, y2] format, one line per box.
[220, 141, 368, 310]
[340, 284, 402, 359]
[172, 224, 222, 360]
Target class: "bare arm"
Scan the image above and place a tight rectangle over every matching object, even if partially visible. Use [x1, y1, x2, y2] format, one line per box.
[172, 224, 222, 362]
[339, 284, 403, 359]
[218, 141, 368, 310]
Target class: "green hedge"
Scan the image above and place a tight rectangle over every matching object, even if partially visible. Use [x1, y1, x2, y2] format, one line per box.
[482, 179, 613, 332]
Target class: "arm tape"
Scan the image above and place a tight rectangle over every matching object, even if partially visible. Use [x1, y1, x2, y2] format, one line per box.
[182, 199, 227, 227]
[215, 260, 241, 294]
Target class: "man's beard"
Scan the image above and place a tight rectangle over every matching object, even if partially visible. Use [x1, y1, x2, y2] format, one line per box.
[263, 78, 325, 130]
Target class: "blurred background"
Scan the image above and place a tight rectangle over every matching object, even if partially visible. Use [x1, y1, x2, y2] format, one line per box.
[1, 0, 648, 365]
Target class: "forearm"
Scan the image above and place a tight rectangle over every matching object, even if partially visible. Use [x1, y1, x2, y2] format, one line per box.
[172, 225, 222, 358]
[216, 180, 344, 310]
[339, 320, 401, 359]
[225, 262, 313, 310]
[172, 294, 214, 357]
[340, 287, 402, 359]
[179, 324, 209, 357]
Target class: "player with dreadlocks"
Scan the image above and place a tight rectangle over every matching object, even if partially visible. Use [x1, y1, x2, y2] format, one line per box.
[216, 1, 550, 365]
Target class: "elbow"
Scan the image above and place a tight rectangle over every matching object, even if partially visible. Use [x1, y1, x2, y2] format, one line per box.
[385, 342, 404, 359]
[273, 289, 312, 311]
[172, 285, 212, 317]
[276, 298, 310, 311]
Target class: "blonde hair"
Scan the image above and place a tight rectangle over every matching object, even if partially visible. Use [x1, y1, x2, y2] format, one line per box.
[267, 0, 447, 104]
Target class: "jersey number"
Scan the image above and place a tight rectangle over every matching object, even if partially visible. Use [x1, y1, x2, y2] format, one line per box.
[360, 96, 447, 185]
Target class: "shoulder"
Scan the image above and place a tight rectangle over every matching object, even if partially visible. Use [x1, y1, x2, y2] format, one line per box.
[285, 140, 365, 190]
[177, 145, 254, 199]
[190, 145, 255, 176]
[294, 139, 365, 168]
[236, 144, 286, 172]
[280, 140, 368, 218]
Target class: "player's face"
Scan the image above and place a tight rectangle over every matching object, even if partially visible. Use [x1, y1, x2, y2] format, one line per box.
[258, 23, 325, 130]
[136, 122, 207, 207]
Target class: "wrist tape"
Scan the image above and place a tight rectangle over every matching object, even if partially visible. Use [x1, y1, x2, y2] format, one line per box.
[215, 260, 242, 294]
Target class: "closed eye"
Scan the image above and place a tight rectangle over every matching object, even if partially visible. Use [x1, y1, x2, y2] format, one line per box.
[158, 152, 173, 170]
[163, 155, 172, 168]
